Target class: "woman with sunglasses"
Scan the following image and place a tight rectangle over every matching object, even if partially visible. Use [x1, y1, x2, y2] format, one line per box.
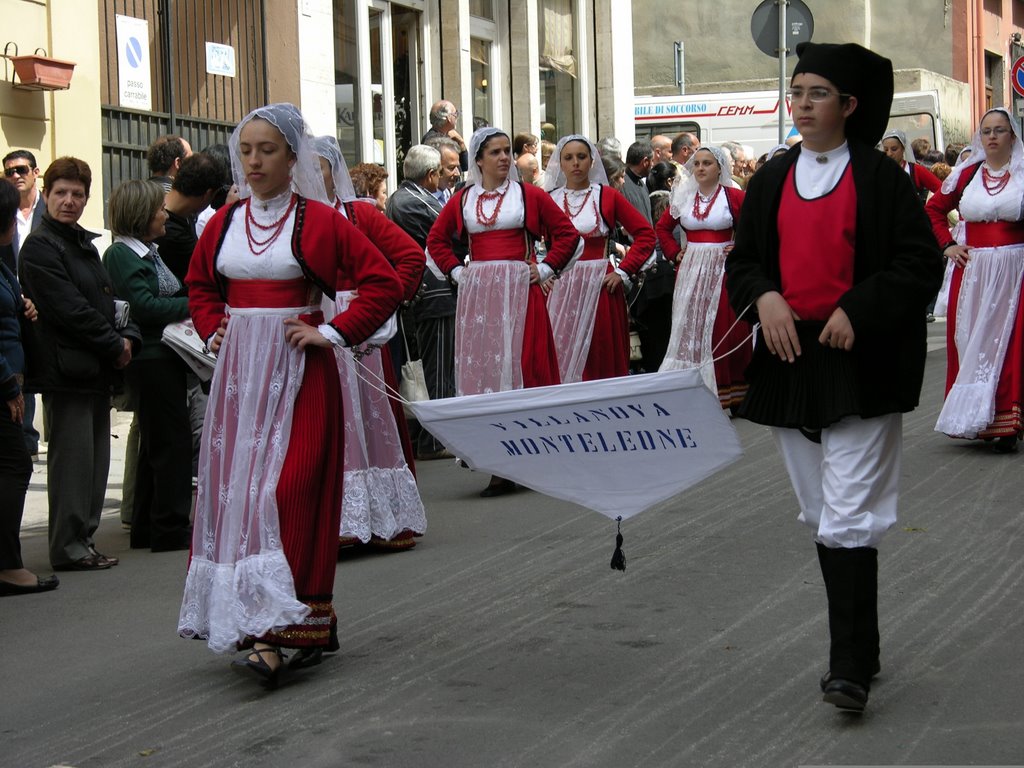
[926, 107, 1024, 451]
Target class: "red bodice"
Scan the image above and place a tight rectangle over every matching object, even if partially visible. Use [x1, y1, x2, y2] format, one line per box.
[468, 228, 534, 263]
[686, 229, 733, 244]
[964, 220, 1024, 248]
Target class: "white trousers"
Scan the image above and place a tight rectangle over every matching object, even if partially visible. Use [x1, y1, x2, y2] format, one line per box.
[773, 414, 902, 549]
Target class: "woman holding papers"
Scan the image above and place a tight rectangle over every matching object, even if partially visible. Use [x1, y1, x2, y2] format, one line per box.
[542, 134, 656, 382]
[427, 126, 582, 497]
[656, 145, 751, 409]
[103, 180, 193, 552]
[178, 104, 402, 686]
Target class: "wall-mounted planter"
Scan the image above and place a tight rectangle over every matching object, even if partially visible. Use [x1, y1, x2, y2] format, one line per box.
[3, 44, 75, 91]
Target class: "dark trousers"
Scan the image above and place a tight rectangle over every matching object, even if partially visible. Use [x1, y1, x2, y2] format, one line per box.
[0, 405, 33, 569]
[22, 393, 39, 453]
[127, 356, 193, 550]
[414, 314, 456, 454]
[43, 391, 110, 566]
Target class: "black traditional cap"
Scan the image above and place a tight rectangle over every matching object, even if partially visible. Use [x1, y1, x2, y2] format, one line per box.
[792, 42, 894, 146]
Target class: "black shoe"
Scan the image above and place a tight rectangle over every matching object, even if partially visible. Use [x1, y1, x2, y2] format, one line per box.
[993, 435, 1018, 453]
[480, 479, 516, 498]
[288, 648, 324, 670]
[820, 661, 880, 693]
[53, 554, 112, 571]
[0, 574, 59, 596]
[822, 676, 868, 711]
[89, 546, 119, 566]
[231, 646, 286, 689]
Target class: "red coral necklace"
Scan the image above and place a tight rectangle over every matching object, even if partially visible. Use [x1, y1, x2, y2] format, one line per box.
[982, 166, 1012, 197]
[562, 188, 603, 238]
[475, 183, 508, 226]
[245, 194, 297, 256]
[691, 185, 722, 221]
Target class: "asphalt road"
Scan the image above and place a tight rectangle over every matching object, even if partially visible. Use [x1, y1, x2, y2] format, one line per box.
[3, 320, 1022, 768]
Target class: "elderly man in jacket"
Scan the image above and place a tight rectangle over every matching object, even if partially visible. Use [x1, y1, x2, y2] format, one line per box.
[19, 157, 141, 571]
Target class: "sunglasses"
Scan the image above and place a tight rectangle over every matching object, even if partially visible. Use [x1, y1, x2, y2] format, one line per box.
[4, 165, 33, 177]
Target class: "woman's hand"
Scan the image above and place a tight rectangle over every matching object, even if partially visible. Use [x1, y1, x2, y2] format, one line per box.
[945, 244, 971, 268]
[602, 271, 624, 294]
[818, 307, 855, 351]
[114, 338, 133, 369]
[540, 277, 555, 296]
[283, 318, 332, 350]
[755, 291, 802, 362]
[21, 296, 37, 322]
[208, 317, 228, 354]
[528, 262, 542, 285]
[6, 391, 24, 423]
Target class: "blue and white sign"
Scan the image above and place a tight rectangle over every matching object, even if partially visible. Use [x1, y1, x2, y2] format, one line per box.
[205, 42, 236, 78]
[115, 15, 152, 110]
[410, 369, 743, 520]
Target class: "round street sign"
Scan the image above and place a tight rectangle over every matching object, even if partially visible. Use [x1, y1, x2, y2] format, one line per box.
[1012, 56, 1024, 98]
[751, 0, 814, 58]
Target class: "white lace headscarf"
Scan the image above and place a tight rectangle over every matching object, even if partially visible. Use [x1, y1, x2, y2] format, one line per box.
[312, 135, 357, 204]
[669, 145, 738, 219]
[229, 103, 327, 202]
[767, 143, 790, 160]
[881, 128, 916, 164]
[467, 126, 520, 186]
[541, 134, 610, 191]
[941, 107, 1024, 194]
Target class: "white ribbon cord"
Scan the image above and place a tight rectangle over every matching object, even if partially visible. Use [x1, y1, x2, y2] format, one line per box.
[344, 300, 758, 406]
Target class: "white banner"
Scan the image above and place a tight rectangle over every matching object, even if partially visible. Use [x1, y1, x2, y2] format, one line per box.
[409, 369, 743, 520]
[116, 15, 152, 111]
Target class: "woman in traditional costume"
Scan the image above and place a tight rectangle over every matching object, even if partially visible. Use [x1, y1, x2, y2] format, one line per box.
[925, 107, 1024, 451]
[656, 146, 751, 408]
[313, 135, 427, 551]
[881, 128, 941, 204]
[178, 104, 403, 686]
[426, 127, 581, 497]
[541, 134, 655, 383]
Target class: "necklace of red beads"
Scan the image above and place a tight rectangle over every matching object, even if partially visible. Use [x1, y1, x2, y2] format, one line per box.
[475, 183, 509, 226]
[982, 166, 1012, 197]
[245, 194, 297, 256]
[562, 187, 603, 238]
[691, 185, 722, 221]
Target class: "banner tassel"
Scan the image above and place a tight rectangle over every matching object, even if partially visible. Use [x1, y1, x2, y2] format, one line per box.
[610, 516, 626, 572]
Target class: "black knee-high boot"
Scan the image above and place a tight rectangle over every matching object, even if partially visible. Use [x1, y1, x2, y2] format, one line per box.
[816, 543, 870, 711]
[855, 546, 880, 681]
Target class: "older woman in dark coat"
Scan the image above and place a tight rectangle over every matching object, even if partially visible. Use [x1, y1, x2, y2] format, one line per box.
[19, 157, 141, 572]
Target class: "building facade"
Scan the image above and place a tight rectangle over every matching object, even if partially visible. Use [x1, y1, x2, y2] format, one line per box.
[631, 0, 1024, 146]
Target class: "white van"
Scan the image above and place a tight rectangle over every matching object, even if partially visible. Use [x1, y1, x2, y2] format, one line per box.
[634, 89, 944, 159]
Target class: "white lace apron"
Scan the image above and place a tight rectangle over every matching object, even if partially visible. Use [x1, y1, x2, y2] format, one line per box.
[658, 190, 734, 395]
[330, 291, 426, 542]
[178, 306, 313, 653]
[546, 258, 608, 384]
[936, 244, 1024, 437]
[936, 170, 1024, 437]
[454, 261, 531, 395]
